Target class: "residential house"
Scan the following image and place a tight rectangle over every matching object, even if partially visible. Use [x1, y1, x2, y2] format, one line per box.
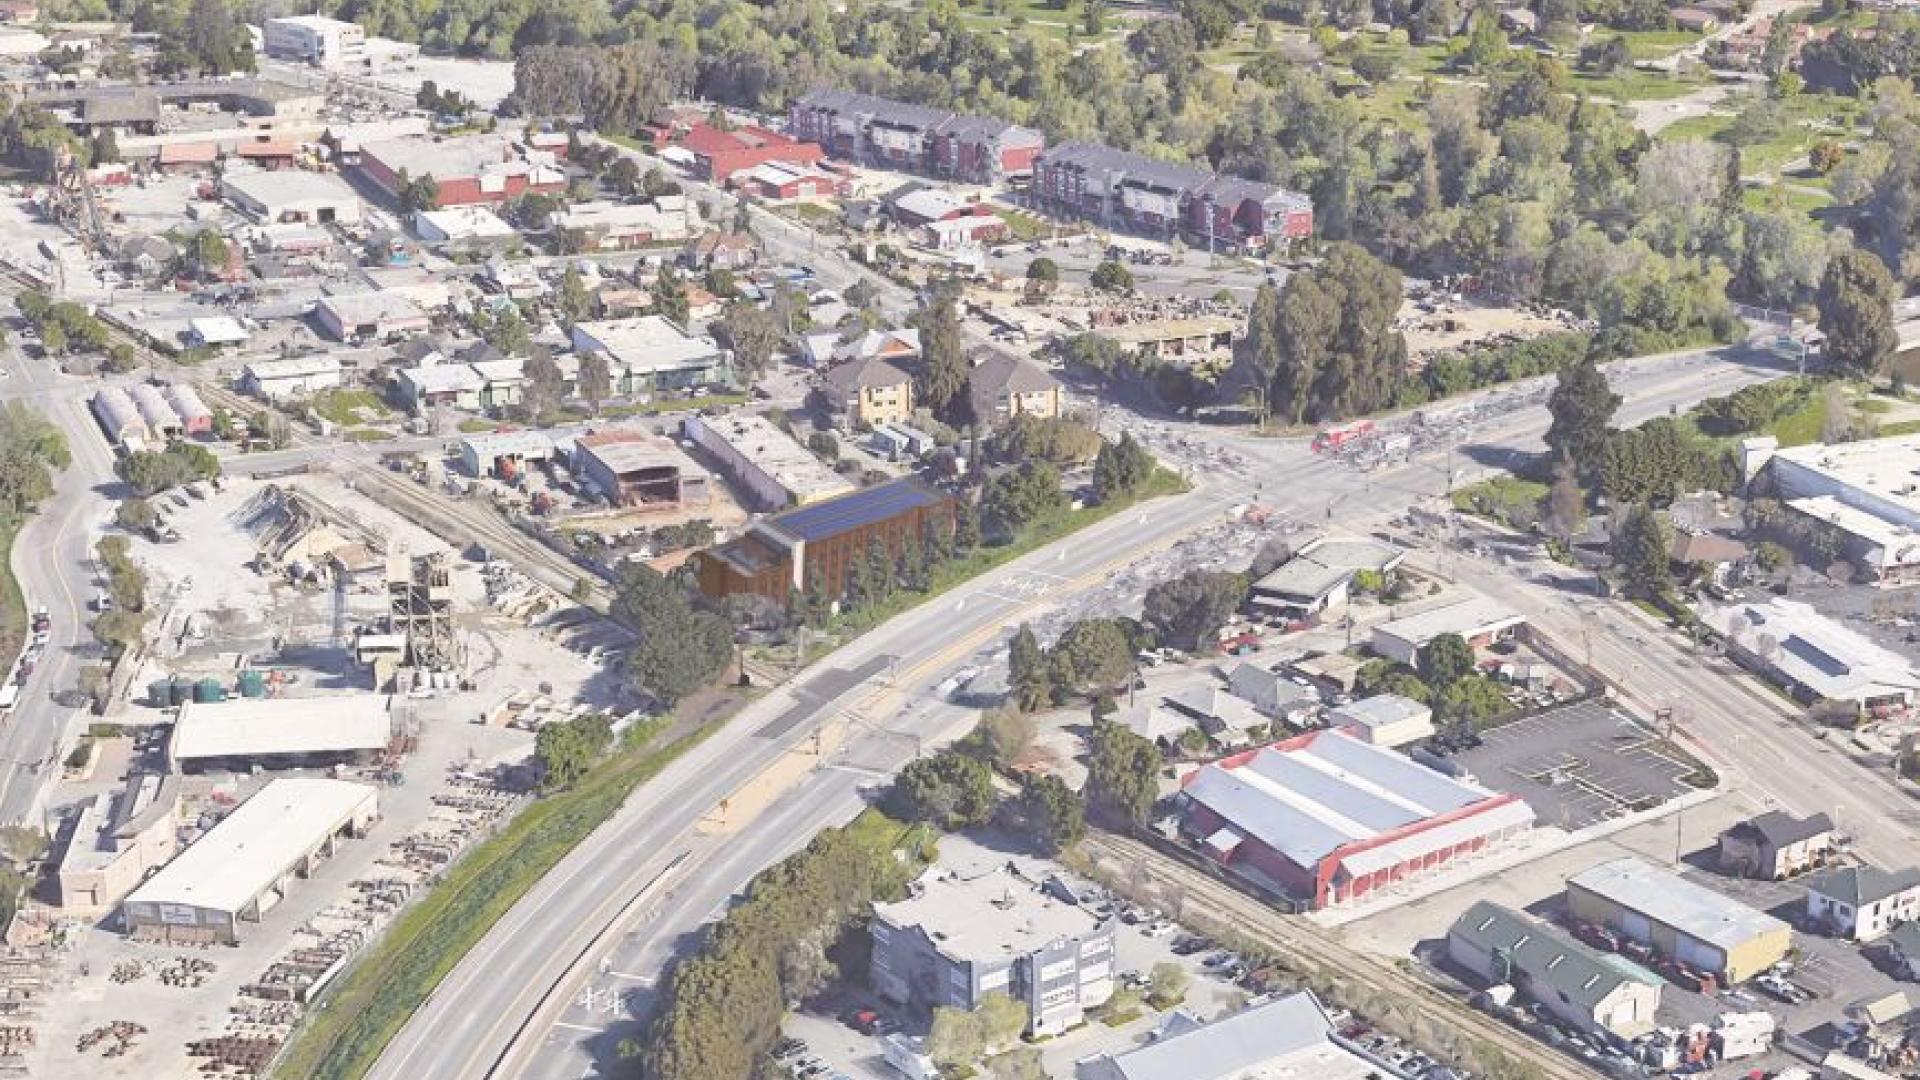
[837, 328, 922, 368]
[1805, 866, 1920, 941]
[683, 230, 758, 271]
[1223, 663, 1320, 722]
[1159, 686, 1271, 747]
[1671, 530, 1750, 585]
[969, 353, 1062, 426]
[1717, 811, 1837, 880]
[824, 354, 915, 430]
[1887, 923, 1920, 981]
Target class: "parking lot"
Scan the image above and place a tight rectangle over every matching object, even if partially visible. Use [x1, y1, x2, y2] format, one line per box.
[1450, 699, 1703, 831]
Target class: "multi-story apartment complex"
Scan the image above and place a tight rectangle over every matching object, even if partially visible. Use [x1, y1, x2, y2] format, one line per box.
[1032, 141, 1314, 253]
[789, 89, 1045, 185]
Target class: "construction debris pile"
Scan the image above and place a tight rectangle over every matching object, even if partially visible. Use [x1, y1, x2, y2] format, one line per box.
[482, 561, 560, 621]
[76, 1021, 144, 1058]
[242, 485, 388, 585]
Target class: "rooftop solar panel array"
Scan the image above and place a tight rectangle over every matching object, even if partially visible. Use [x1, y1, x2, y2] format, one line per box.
[769, 479, 948, 542]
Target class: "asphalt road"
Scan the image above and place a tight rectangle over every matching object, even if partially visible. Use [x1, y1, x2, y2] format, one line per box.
[0, 336, 122, 827]
[367, 343, 1788, 1080]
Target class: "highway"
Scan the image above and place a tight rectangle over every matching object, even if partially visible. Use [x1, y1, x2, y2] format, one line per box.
[0, 333, 122, 827]
[358, 342, 1789, 1080]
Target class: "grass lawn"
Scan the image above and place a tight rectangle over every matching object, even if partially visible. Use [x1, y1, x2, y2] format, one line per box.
[600, 393, 750, 419]
[1762, 391, 1828, 447]
[1658, 113, 1732, 143]
[784, 202, 839, 229]
[311, 389, 392, 428]
[1617, 29, 1703, 59]
[997, 208, 1066, 243]
[274, 715, 715, 1080]
[1742, 184, 1833, 216]
[1450, 476, 1549, 527]
[344, 428, 397, 443]
[1570, 69, 1703, 102]
[457, 418, 499, 433]
[0, 522, 21, 690]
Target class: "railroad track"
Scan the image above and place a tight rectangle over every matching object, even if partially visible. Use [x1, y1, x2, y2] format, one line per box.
[1080, 832, 1599, 1080]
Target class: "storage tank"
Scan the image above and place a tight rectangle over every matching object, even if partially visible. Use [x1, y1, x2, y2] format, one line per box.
[194, 677, 227, 703]
[148, 678, 174, 707]
[236, 670, 267, 698]
[170, 676, 195, 706]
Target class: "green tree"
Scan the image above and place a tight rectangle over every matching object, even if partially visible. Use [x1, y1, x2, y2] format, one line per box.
[523, 349, 566, 420]
[889, 749, 996, 829]
[1148, 961, 1188, 1008]
[1084, 717, 1161, 826]
[1141, 569, 1248, 651]
[1818, 248, 1897, 378]
[913, 299, 970, 423]
[1416, 632, 1475, 690]
[652, 265, 691, 326]
[1092, 432, 1154, 502]
[928, 1007, 985, 1068]
[577, 351, 613, 413]
[1009, 623, 1052, 711]
[555, 267, 593, 326]
[976, 991, 1027, 1051]
[614, 564, 734, 706]
[484, 306, 533, 356]
[1435, 674, 1510, 727]
[1049, 618, 1133, 695]
[1090, 259, 1134, 293]
[1545, 348, 1621, 486]
[399, 172, 440, 213]
[982, 461, 1067, 534]
[1025, 256, 1061, 298]
[717, 301, 783, 385]
[1010, 773, 1084, 854]
[533, 712, 612, 790]
[114, 442, 219, 496]
[1615, 502, 1673, 595]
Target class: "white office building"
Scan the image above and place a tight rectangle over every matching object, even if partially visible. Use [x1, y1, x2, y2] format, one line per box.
[262, 15, 366, 68]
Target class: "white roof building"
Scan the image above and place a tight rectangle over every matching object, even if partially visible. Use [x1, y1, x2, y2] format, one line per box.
[681, 412, 855, 510]
[552, 200, 704, 245]
[1699, 596, 1920, 710]
[1325, 693, 1434, 748]
[240, 354, 343, 400]
[1369, 594, 1525, 666]
[569, 316, 730, 394]
[220, 169, 363, 226]
[121, 778, 378, 943]
[1077, 992, 1392, 1080]
[1762, 434, 1920, 579]
[413, 205, 517, 246]
[168, 694, 393, 768]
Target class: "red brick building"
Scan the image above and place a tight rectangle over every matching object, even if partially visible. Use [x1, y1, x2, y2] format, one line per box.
[677, 122, 825, 185]
[359, 135, 566, 208]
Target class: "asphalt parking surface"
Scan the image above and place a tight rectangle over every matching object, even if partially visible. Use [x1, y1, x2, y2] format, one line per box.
[1449, 700, 1700, 830]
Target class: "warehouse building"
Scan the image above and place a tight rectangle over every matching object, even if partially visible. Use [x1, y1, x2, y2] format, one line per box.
[552, 198, 704, 251]
[315, 291, 431, 342]
[1567, 857, 1792, 982]
[457, 430, 559, 479]
[1077, 991, 1392, 1080]
[241, 354, 342, 400]
[681, 413, 854, 510]
[1447, 900, 1662, 1039]
[412, 206, 517, 253]
[871, 848, 1113, 1037]
[168, 694, 394, 772]
[1369, 595, 1526, 666]
[359, 134, 565, 208]
[573, 429, 710, 509]
[694, 478, 955, 601]
[91, 386, 149, 447]
[221, 169, 364, 226]
[569, 316, 730, 395]
[121, 778, 378, 943]
[163, 384, 213, 436]
[128, 382, 181, 440]
[1177, 729, 1534, 909]
[55, 773, 180, 915]
[1746, 433, 1920, 582]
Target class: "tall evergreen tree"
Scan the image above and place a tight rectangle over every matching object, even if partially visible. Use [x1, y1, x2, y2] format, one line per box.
[1818, 248, 1897, 378]
[914, 299, 970, 423]
[1545, 349, 1621, 484]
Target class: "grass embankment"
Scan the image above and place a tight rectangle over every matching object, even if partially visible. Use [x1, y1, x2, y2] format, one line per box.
[310, 389, 392, 428]
[832, 468, 1190, 637]
[274, 715, 721, 1080]
[0, 522, 22, 683]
